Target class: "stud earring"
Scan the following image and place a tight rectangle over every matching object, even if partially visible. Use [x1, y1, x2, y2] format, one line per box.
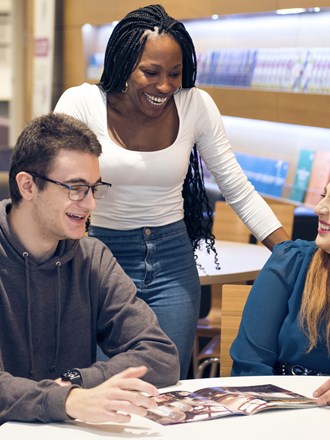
[121, 82, 129, 93]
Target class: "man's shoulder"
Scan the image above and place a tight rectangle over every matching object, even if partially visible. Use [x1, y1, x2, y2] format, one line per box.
[78, 235, 110, 253]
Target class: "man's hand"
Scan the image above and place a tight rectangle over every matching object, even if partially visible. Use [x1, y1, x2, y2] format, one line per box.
[313, 378, 330, 406]
[65, 365, 159, 423]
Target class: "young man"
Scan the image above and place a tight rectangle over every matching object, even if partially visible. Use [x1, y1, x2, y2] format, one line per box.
[0, 112, 179, 425]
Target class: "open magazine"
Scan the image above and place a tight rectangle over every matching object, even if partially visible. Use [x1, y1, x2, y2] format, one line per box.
[146, 384, 318, 425]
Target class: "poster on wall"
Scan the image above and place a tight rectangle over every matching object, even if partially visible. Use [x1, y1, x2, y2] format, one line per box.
[32, 0, 55, 117]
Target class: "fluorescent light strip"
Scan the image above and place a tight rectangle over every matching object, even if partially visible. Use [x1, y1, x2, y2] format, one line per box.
[276, 8, 306, 15]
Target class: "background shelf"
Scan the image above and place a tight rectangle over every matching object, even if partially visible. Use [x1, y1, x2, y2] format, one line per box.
[201, 86, 330, 128]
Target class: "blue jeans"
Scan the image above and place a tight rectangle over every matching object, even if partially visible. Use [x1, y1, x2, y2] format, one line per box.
[89, 220, 201, 379]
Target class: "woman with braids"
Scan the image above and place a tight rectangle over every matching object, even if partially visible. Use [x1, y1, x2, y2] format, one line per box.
[231, 181, 330, 404]
[54, 4, 288, 379]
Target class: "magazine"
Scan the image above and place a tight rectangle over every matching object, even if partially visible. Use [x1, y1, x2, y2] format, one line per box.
[146, 384, 318, 425]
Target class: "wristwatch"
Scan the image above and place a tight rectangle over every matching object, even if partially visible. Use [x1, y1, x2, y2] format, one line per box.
[61, 368, 82, 386]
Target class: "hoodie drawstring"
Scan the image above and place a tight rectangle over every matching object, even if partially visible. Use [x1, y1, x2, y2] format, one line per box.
[49, 261, 62, 373]
[23, 252, 34, 376]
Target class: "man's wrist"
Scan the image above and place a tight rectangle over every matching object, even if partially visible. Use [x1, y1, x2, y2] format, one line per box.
[61, 368, 83, 386]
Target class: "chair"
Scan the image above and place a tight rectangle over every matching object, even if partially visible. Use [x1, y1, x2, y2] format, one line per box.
[193, 283, 252, 378]
[192, 197, 295, 377]
[192, 200, 251, 378]
[212, 200, 251, 243]
[214, 197, 296, 244]
[261, 197, 296, 241]
[220, 284, 251, 377]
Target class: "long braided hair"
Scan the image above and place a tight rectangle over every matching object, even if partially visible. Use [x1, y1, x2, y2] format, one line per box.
[99, 4, 218, 261]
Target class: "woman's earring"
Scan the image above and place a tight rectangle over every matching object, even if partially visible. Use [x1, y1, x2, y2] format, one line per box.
[121, 82, 129, 93]
[173, 86, 182, 95]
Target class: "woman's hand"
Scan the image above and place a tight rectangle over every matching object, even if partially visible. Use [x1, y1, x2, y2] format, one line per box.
[313, 378, 330, 406]
[65, 365, 159, 423]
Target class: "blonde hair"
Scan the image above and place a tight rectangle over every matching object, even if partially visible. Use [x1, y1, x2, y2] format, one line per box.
[299, 248, 330, 352]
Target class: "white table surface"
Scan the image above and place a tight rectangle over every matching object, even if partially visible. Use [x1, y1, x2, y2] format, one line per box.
[197, 240, 271, 285]
[2, 375, 328, 440]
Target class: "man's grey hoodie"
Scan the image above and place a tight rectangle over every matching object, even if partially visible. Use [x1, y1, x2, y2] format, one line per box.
[0, 199, 179, 424]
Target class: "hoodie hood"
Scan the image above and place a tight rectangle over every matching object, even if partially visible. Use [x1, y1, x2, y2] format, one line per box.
[0, 199, 78, 269]
[0, 199, 79, 376]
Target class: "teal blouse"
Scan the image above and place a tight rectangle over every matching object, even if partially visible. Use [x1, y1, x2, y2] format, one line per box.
[231, 239, 330, 376]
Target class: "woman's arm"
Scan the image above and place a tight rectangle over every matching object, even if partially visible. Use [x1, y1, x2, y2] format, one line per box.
[262, 227, 290, 251]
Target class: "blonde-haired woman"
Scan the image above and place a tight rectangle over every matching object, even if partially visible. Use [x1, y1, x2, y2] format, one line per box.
[231, 181, 330, 405]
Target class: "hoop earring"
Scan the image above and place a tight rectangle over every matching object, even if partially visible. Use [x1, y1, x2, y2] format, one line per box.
[173, 86, 182, 95]
[121, 82, 128, 93]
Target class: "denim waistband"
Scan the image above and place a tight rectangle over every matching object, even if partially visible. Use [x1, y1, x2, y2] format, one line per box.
[89, 219, 187, 241]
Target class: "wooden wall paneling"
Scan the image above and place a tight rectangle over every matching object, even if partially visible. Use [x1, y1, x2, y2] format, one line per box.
[277, 93, 330, 128]
[201, 87, 330, 129]
[62, 27, 85, 90]
[108, 0, 215, 20]
[64, 0, 214, 26]
[277, 1, 330, 9]
[212, 0, 277, 15]
[64, 0, 113, 26]
[201, 87, 279, 122]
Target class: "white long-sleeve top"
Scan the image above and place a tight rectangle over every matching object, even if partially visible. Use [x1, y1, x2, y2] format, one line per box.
[54, 84, 281, 241]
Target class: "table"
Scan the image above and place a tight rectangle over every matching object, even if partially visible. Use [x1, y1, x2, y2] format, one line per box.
[196, 240, 271, 286]
[1, 376, 328, 440]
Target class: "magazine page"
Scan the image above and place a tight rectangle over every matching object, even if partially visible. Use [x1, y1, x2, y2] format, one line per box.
[146, 384, 317, 425]
[195, 384, 317, 415]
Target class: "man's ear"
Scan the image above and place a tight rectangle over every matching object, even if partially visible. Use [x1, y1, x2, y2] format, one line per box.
[15, 172, 36, 200]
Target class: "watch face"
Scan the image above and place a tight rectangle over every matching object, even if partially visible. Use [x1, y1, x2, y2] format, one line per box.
[61, 369, 82, 386]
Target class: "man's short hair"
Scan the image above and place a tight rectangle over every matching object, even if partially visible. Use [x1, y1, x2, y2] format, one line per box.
[9, 112, 102, 205]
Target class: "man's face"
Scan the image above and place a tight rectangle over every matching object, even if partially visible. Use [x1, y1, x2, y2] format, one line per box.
[32, 150, 100, 244]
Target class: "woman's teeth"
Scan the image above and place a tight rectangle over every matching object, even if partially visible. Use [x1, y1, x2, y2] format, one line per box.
[145, 93, 168, 106]
[320, 223, 330, 231]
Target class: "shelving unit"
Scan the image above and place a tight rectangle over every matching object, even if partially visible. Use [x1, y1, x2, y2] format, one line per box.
[185, 8, 330, 129]
[182, 6, 330, 202]
[200, 86, 330, 129]
[59, 0, 330, 206]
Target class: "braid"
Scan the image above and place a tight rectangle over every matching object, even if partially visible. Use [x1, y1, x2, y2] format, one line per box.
[98, 4, 197, 92]
[183, 145, 219, 268]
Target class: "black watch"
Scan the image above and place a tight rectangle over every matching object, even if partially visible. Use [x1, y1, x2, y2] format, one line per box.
[61, 368, 82, 386]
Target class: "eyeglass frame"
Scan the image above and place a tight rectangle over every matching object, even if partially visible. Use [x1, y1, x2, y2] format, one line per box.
[28, 172, 112, 201]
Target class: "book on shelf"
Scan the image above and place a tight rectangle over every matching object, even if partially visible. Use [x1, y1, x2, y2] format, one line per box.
[235, 152, 289, 198]
[146, 384, 317, 425]
[304, 150, 330, 207]
[289, 149, 315, 203]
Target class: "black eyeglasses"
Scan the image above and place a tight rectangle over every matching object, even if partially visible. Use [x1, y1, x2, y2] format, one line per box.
[29, 172, 112, 201]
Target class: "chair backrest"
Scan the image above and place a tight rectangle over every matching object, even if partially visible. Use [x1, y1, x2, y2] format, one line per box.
[212, 200, 251, 243]
[213, 198, 296, 245]
[220, 284, 252, 377]
[263, 197, 296, 240]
